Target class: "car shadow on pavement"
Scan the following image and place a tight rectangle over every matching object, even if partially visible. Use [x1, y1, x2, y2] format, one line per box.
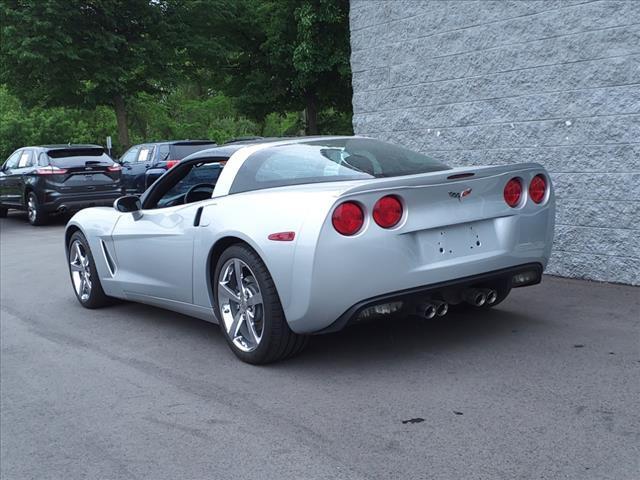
[100, 298, 532, 367]
[1, 211, 70, 229]
[292, 307, 533, 367]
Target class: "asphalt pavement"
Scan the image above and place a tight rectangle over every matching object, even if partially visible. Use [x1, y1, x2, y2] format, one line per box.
[1, 211, 638, 480]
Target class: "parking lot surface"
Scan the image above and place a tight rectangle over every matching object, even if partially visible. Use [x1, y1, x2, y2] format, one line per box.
[1, 212, 638, 480]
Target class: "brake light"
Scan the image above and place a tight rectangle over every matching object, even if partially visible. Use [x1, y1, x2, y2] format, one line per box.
[373, 195, 403, 228]
[529, 174, 547, 204]
[166, 160, 180, 169]
[107, 164, 121, 172]
[504, 178, 522, 207]
[332, 201, 364, 236]
[35, 166, 67, 175]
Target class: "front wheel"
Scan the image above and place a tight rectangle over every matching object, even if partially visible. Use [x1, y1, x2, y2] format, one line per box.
[214, 244, 308, 364]
[68, 232, 112, 308]
[27, 192, 47, 225]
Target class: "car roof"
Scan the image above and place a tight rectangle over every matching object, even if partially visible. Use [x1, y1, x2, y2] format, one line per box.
[183, 136, 362, 161]
[33, 144, 103, 150]
[136, 140, 217, 147]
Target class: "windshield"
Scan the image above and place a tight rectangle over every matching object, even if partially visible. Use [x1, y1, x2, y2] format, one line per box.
[230, 137, 450, 194]
[156, 162, 222, 208]
[46, 148, 114, 167]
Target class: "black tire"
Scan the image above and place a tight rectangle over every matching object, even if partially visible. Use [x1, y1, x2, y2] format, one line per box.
[214, 244, 308, 364]
[26, 191, 47, 226]
[0, 206, 7, 218]
[67, 231, 112, 308]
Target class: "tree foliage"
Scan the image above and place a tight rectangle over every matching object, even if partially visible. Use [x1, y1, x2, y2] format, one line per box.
[0, 0, 178, 147]
[0, 0, 353, 154]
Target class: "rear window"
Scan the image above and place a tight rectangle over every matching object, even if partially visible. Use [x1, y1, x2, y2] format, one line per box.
[169, 143, 217, 160]
[47, 148, 114, 168]
[230, 138, 450, 194]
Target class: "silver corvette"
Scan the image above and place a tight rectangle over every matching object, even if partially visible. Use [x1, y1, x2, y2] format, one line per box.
[65, 136, 555, 363]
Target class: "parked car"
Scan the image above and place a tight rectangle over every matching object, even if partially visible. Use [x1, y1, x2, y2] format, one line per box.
[65, 136, 555, 364]
[0, 145, 122, 225]
[119, 140, 217, 194]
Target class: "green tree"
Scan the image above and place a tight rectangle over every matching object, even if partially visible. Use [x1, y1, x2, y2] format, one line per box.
[0, 0, 177, 148]
[181, 0, 353, 134]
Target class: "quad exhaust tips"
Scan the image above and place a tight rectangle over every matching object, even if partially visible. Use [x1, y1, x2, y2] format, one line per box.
[417, 301, 449, 319]
[463, 288, 498, 307]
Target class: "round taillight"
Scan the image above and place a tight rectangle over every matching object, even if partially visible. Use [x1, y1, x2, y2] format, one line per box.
[373, 195, 403, 228]
[504, 178, 522, 207]
[529, 174, 547, 204]
[332, 201, 364, 236]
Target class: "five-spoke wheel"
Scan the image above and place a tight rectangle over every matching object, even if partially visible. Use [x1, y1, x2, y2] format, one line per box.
[214, 244, 308, 364]
[217, 258, 265, 352]
[67, 231, 112, 308]
[69, 240, 92, 302]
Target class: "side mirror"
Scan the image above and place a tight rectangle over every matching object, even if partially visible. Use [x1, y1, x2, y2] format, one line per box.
[114, 195, 141, 213]
[145, 168, 166, 190]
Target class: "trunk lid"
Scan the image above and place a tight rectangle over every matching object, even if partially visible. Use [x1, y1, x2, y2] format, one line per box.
[337, 163, 547, 231]
[45, 148, 121, 192]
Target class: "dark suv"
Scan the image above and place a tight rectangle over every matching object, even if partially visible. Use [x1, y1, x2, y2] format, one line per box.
[0, 145, 122, 225]
[119, 140, 217, 194]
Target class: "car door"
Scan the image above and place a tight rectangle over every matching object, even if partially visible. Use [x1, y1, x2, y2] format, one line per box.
[119, 146, 141, 194]
[109, 161, 217, 304]
[0, 151, 22, 206]
[123, 145, 154, 195]
[110, 202, 201, 304]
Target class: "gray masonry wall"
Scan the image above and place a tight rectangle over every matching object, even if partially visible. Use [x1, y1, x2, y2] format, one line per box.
[349, 0, 640, 285]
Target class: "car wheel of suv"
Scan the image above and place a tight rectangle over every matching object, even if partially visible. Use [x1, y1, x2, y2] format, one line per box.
[27, 192, 47, 226]
[68, 231, 112, 308]
[214, 244, 308, 364]
[0, 206, 7, 218]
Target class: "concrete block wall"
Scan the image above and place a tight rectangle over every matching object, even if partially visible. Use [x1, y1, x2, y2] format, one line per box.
[349, 0, 640, 285]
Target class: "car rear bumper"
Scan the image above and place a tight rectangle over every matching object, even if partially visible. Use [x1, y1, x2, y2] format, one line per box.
[283, 201, 555, 334]
[315, 262, 542, 334]
[42, 190, 121, 213]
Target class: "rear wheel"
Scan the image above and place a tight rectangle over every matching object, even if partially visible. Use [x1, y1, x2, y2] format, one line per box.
[27, 192, 47, 226]
[0, 206, 7, 218]
[214, 244, 308, 364]
[68, 231, 112, 308]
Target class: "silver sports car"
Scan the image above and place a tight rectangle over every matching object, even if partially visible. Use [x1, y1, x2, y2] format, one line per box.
[65, 136, 555, 363]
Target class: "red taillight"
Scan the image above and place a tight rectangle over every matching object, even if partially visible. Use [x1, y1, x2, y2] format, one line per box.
[529, 175, 546, 204]
[332, 201, 364, 236]
[504, 178, 522, 207]
[107, 164, 121, 172]
[373, 195, 403, 228]
[268, 231, 295, 241]
[35, 166, 67, 175]
[166, 160, 180, 169]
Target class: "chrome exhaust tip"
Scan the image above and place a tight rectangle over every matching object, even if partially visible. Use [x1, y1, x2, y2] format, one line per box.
[463, 289, 486, 307]
[433, 300, 449, 317]
[418, 303, 437, 320]
[484, 289, 498, 305]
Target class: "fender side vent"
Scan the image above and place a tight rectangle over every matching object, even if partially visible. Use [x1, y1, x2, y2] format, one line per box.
[100, 240, 117, 276]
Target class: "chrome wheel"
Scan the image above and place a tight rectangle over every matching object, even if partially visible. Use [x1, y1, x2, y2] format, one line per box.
[27, 195, 37, 223]
[69, 240, 92, 302]
[217, 258, 264, 352]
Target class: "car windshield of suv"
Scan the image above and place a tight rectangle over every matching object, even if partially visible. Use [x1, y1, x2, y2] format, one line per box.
[229, 137, 450, 194]
[47, 148, 114, 167]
